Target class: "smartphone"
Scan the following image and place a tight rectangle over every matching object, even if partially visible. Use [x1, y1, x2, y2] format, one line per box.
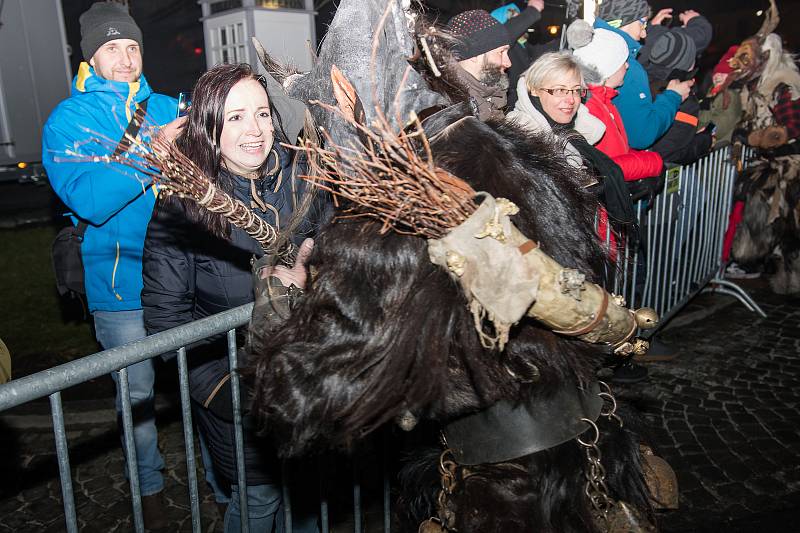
[177, 91, 192, 118]
[706, 121, 717, 135]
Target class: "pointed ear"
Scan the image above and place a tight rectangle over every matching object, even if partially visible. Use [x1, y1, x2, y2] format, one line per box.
[330, 65, 365, 125]
[251, 37, 273, 75]
[250, 37, 308, 143]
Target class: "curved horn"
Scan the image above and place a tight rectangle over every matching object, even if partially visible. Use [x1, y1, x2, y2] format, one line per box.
[756, 0, 780, 42]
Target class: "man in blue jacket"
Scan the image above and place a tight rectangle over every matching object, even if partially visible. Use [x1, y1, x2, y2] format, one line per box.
[594, 0, 693, 149]
[42, 2, 178, 528]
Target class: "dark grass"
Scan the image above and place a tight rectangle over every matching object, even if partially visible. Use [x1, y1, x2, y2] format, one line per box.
[0, 223, 100, 378]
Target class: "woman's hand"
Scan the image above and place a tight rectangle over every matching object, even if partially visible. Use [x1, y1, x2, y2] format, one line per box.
[260, 238, 314, 289]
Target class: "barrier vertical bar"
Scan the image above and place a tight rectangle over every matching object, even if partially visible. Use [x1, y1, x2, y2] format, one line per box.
[621, 232, 630, 304]
[669, 166, 684, 309]
[50, 391, 78, 533]
[228, 329, 249, 533]
[383, 430, 391, 533]
[320, 455, 330, 533]
[698, 151, 714, 272]
[353, 459, 362, 533]
[690, 157, 704, 287]
[680, 164, 695, 297]
[653, 185, 663, 314]
[705, 152, 716, 272]
[662, 173, 677, 313]
[674, 165, 688, 307]
[283, 462, 293, 533]
[717, 146, 735, 264]
[629, 200, 644, 310]
[713, 149, 724, 266]
[119, 366, 145, 533]
[177, 346, 202, 532]
[643, 201, 655, 308]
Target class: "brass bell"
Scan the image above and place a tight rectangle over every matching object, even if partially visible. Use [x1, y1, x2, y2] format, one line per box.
[634, 308, 659, 329]
[640, 447, 679, 510]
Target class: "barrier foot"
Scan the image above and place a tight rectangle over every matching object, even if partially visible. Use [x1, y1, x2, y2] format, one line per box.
[702, 278, 767, 318]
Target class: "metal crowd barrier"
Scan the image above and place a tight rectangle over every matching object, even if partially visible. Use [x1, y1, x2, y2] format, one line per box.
[606, 143, 765, 333]
[0, 303, 392, 533]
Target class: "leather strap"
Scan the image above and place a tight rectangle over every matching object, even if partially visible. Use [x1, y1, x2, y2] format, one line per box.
[112, 99, 149, 158]
[552, 291, 609, 337]
[443, 382, 602, 465]
[518, 240, 538, 255]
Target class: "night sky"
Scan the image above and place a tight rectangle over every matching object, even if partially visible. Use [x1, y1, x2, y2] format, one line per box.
[59, 0, 800, 99]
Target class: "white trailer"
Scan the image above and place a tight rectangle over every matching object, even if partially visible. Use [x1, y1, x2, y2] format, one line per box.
[0, 0, 71, 181]
[199, 0, 317, 72]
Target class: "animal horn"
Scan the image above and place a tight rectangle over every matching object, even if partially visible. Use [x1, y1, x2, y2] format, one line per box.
[756, 0, 780, 42]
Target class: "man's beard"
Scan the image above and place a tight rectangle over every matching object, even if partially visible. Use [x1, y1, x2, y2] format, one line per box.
[480, 64, 509, 92]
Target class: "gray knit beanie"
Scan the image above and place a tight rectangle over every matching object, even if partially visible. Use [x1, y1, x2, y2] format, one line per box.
[597, 0, 651, 28]
[649, 31, 696, 72]
[80, 2, 143, 60]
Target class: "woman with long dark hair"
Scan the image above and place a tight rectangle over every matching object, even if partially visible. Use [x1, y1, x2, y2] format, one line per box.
[142, 62, 324, 532]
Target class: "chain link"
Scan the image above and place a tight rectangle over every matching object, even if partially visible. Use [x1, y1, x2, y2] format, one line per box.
[576, 382, 625, 525]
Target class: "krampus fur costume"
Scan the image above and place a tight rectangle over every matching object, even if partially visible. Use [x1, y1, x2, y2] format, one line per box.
[729, 0, 800, 294]
[249, 1, 662, 531]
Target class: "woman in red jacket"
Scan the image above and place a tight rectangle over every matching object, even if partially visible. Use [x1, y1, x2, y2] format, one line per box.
[571, 23, 664, 183]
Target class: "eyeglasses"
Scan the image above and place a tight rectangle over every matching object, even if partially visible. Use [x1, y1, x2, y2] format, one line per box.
[538, 87, 587, 98]
[639, 17, 648, 29]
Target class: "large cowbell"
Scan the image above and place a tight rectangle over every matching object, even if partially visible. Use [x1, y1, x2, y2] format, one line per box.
[282, 0, 446, 145]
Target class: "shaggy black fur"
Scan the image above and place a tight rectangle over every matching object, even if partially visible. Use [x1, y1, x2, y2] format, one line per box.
[248, 107, 653, 530]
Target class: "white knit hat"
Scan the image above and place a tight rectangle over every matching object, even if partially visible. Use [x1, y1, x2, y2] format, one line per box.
[569, 22, 629, 84]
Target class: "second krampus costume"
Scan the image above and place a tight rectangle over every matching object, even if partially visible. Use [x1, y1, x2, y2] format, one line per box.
[728, 0, 800, 294]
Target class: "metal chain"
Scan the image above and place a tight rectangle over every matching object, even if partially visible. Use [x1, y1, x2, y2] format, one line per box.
[577, 417, 615, 521]
[435, 447, 459, 530]
[598, 380, 623, 428]
[576, 382, 624, 525]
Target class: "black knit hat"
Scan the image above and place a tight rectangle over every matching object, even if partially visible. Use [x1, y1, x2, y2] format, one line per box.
[447, 10, 511, 61]
[597, 0, 651, 28]
[649, 31, 696, 71]
[80, 2, 143, 60]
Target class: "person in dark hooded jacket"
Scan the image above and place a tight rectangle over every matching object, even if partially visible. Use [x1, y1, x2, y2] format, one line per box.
[142, 63, 326, 533]
[643, 11, 715, 165]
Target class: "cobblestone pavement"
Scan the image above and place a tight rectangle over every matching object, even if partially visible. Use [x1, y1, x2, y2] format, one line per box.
[0, 280, 797, 532]
[627, 280, 800, 533]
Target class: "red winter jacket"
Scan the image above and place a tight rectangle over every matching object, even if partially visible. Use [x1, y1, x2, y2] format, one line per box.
[585, 85, 663, 181]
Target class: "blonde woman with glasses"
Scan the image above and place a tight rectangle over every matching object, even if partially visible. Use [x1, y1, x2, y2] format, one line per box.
[508, 51, 606, 169]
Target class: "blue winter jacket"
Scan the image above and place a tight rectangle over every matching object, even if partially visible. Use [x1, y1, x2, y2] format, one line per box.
[42, 63, 177, 312]
[594, 18, 682, 150]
